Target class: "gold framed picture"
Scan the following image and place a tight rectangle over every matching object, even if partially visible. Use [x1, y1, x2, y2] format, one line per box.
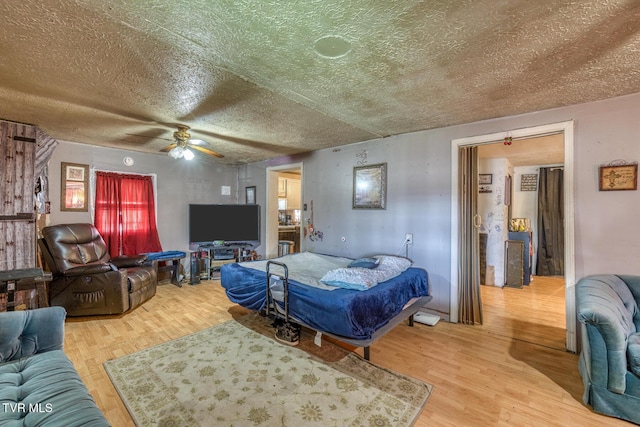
[61, 162, 89, 211]
[353, 163, 387, 209]
[599, 164, 638, 191]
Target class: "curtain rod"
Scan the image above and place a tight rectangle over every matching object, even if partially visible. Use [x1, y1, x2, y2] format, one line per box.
[91, 167, 155, 177]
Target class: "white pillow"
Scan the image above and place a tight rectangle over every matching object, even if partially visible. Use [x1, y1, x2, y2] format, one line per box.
[321, 256, 412, 291]
[320, 268, 379, 291]
[374, 255, 412, 272]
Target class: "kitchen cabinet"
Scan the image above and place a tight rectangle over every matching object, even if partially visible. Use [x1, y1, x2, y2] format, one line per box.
[278, 177, 287, 197]
[286, 179, 301, 210]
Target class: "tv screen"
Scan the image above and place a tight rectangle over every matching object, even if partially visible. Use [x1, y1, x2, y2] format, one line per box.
[189, 204, 261, 245]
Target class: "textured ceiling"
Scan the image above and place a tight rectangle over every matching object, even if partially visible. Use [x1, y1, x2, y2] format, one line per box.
[0, 1, 639, 164]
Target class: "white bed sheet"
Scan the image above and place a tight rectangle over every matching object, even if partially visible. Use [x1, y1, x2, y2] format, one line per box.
[238, 252, 352, 291]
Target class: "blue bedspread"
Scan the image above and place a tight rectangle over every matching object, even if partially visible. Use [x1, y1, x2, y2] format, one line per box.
[221, 260, 429, 340]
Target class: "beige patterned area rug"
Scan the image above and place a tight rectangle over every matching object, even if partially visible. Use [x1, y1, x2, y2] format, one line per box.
[104, 313, 432, 426]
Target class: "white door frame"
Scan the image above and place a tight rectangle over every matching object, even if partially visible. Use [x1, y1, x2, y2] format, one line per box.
[450, 120, 576, 352]
[265, 162, 303, 259]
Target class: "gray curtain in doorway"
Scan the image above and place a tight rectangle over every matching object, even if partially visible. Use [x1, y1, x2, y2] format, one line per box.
[458, 145, 483, 325]
[536, 167, 564, 276]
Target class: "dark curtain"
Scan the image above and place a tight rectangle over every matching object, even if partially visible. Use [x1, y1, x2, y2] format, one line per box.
[458, 145, 483, 325]
[95, 172, 162, 257]
[536, 167, 564, 276]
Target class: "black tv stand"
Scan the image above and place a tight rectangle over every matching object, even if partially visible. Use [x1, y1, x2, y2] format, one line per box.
[190, 242, 256, 284]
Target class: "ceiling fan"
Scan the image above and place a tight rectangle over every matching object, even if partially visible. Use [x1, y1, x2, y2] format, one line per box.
[161, 125, 224, 160]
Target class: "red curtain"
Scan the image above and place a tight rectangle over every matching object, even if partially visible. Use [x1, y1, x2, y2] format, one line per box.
[95, 172, 162, 257]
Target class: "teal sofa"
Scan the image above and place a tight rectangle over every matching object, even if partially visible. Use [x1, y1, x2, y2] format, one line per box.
[0, 307, 109, 426]
[576, 274, 640, 425]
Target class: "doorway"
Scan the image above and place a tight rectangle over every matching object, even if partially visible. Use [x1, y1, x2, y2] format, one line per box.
[477, 136, 566, 349]
[450, 121, 577, 352]
[265, 163, 303, 259]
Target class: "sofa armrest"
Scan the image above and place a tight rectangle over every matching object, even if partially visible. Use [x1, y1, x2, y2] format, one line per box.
[577, 276, 635, 394]
[0, 306, 66, 362]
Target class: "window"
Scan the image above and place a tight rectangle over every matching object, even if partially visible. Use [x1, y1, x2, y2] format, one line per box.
[94, 171, 162, 257]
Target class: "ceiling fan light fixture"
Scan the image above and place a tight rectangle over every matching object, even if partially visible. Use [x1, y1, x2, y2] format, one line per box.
[183, 148, 195, 160]
[168, 146, 184, 159]
[164, 124, 223, 160]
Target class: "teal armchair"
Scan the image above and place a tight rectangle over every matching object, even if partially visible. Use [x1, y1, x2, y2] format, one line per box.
[576, 274, 640, 425]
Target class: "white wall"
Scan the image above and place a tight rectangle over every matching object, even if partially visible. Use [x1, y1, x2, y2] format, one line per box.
[42, 92, 640, 320]
[242, 91, 640, 321]
[478, 158, 511, 286]
[48, 141, 240, 260]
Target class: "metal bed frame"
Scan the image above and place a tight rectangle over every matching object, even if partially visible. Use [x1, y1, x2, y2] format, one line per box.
[263, 260, 432, 361]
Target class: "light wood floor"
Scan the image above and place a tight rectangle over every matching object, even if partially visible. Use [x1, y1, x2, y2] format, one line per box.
[62, 277, 631, 426]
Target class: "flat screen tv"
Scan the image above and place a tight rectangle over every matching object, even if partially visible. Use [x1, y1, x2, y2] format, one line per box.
[189, 204, 261, 246]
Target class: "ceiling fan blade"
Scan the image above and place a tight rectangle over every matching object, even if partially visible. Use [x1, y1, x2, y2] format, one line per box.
[160, 143, 177, 153]
[191, 128, 288, 153]
[190, 144, 224, 158]
[125, 131, 173, 143]
[177, 78, 253, 123]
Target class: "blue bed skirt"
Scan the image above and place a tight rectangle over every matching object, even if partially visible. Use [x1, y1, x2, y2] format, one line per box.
[221, 262, 429, 341]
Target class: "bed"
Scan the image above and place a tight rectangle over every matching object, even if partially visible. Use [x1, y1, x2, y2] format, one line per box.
[220, 252, 431, 359]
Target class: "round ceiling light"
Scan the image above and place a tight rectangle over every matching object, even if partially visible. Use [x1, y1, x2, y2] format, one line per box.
[314, 35, 351, 58]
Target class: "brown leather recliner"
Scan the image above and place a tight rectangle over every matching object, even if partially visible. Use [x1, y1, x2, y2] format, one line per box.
[38, 223, 158, 316]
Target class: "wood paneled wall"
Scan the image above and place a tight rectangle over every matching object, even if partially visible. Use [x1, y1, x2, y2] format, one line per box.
[0, 121, 37, 271]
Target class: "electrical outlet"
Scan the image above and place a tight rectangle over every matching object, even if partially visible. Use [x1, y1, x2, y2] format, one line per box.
[405, 233, 413, 245]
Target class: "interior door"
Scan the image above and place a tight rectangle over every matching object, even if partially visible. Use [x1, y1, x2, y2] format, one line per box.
[0, 121, 37, 270]
[458, 145, 483, 325]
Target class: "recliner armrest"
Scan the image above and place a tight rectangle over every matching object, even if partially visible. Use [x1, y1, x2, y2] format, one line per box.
[0, 307, 66, 362]
[62, 264, 114, 276]
[111, 254, 149, 268]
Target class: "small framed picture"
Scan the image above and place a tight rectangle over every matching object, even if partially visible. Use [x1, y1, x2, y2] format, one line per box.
[599, 164, 638, 191]
[245, 186, 256, 204]
[479, 174, 492, 185]
[353, 163, 387, 209]
[61, 162, 89, 212]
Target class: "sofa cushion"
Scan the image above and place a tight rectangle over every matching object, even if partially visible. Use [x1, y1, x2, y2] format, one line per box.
[0, 349, 109, 426]
[628, 333, 640, 378]
[0, 307, 65, 362]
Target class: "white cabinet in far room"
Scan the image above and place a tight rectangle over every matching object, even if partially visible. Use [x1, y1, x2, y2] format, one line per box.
[286, 179, 301, 210]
